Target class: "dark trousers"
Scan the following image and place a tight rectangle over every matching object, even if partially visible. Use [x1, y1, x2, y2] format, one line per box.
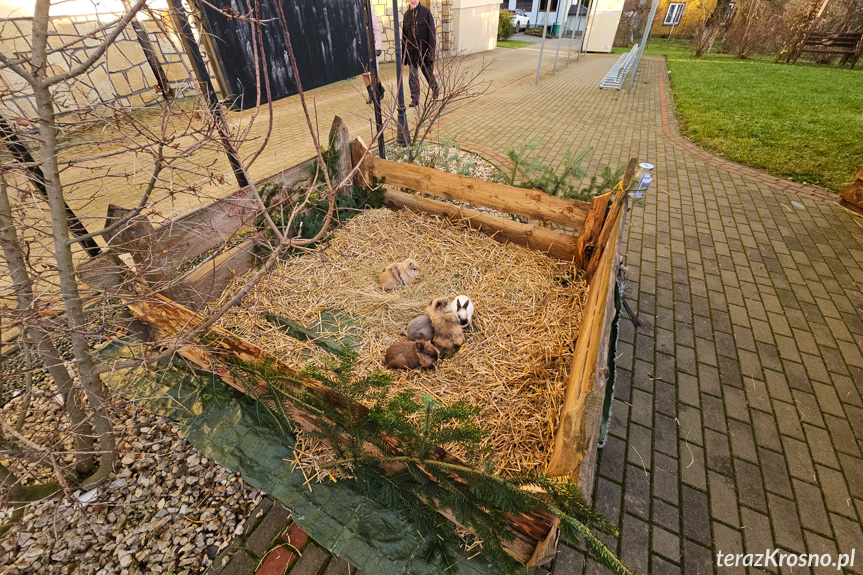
[408, 59, 438, 104]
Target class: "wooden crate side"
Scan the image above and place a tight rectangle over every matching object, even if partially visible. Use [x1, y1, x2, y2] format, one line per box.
[361, 153, 590, 230]
[574, 212, 626, 501]
[384, 189, 580, 262]
[141, 158, 316, 270]
[177, 238, 258, 310]
[545, 204, 625, 482]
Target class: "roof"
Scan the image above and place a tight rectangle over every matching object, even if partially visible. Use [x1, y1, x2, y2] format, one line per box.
[568, 4, 588, 16]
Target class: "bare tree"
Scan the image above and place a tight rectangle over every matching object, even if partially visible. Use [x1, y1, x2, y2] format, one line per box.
[691, 0, 735, 56]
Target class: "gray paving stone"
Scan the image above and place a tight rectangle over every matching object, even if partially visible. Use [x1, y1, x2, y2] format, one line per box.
[627, 424, 653, 470]
[620, 514, 650, 575]
[598, 435, 626, 483]
[291, 545, 329, 575]
[552, 545, 585, 575]
[655, 413, 679, 458]
[751, 410, 783, 452]
[758, 447, 794, 499]
[803, 424, 840, 469]
[768, 493, 806, 553]
[727, 420, 758, 463]
[681, 486, 711, 547]
[773, 399, 805, 441]
[682, 540, 713, 575]
[734, 458, 767, 513]
[838, 454, 863, 503]
[825, 416, 862, 457]
[623, 464, 651, 520]
[829, 514, 863, 574]
[704, 429, 733, 476]
[652, 526, 681, 563]
[712, 522, 745, 575]
[680, 442, 707, 491]
[792, 479, 833, 538]
[739, 507, 774, 557]
[708, 470, 740, 527]
[782, 435, 817, 482]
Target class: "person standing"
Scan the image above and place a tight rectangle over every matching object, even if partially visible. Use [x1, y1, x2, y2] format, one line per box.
[401, 0, 439, 107]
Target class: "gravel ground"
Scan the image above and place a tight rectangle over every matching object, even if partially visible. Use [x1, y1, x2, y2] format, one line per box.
[0, 390, 261, 575]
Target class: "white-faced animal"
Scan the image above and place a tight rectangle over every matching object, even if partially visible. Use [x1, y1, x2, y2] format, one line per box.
[405, 314, 433, 341]
[384, 339, 439, 369]
[379, 252, 421, 291]
[447, 295, 474, 327]
[426, 297, 464, 358]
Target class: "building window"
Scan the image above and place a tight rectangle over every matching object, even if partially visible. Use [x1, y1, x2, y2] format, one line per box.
[720, 2, 735, 24]
[516, 0, 532, 9]
[663, 2, 685, 25]
[539, 0, 559, 10]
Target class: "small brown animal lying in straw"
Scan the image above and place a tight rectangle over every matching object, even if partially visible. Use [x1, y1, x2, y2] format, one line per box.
[379, 253, 421, 290]
[427, 297, 464, 358]
[384, 340, 440, 369]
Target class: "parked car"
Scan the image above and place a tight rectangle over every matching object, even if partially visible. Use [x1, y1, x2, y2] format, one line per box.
[511, 9, 530, 32]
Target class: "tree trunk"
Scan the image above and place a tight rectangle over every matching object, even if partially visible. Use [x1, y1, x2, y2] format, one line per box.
[0, 175, 96, 475]
[31, 0, 116, 489]
[694, 0, 732, 56]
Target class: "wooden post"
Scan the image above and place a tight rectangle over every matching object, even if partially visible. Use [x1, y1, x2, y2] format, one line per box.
[328, 116, 352, 198]
[103, 205, 177, 292]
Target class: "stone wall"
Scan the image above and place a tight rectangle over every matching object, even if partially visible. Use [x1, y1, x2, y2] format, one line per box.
[0, 11, 194, 121]
[369, 0, 453, 63]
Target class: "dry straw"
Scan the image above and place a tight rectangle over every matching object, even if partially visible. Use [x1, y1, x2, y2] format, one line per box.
[214, 208, 588, 476]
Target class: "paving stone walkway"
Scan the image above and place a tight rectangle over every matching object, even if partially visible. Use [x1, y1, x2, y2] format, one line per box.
[113, 39, 862, 574]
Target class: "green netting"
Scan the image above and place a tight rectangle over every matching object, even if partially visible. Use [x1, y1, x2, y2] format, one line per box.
[101, 336, 499, 575]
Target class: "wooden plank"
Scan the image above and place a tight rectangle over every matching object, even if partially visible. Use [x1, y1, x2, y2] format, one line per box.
[545, 211, 623, 479]
[144, 157, 315, 271]
[574, 213, 627, 500]
[176, 238, 259, 310]
[383, 189, 580, 262]
[573, 194, 610, 270]
[584, 183, 628, 280]
[364, 155, 590, 230]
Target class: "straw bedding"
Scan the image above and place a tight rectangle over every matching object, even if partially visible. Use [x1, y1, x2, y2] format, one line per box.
[214, 208, 588, 477]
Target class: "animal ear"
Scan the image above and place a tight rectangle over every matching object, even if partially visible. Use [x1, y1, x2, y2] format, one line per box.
[458, 300, 465, 311]
[415, 341, 423, 351]
[408, 251, 416, 259]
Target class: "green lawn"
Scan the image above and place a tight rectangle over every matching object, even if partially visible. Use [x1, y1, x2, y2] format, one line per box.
[497, 40, 533, 49]
[619, 41, 863, 191]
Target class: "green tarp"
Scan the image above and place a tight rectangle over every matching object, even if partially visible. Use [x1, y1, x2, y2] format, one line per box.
[105, 342, 498, 575]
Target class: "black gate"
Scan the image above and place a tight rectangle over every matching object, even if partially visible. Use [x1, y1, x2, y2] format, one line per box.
[197, 0, 369, 109]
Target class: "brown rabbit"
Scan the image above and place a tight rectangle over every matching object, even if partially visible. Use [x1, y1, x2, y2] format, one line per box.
[426, 297, 464, 358]
[384, 339, 439, 369]
[379, 252, 421, 291]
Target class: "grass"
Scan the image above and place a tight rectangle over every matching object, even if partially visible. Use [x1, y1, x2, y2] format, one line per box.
[497, 40, 533, 49]
[616, 39, 863, 191]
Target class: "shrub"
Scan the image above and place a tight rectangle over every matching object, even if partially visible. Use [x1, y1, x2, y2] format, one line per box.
[499, 9, 517, 41]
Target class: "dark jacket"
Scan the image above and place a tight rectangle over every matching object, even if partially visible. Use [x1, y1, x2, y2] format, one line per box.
[402, 4, 436, 66]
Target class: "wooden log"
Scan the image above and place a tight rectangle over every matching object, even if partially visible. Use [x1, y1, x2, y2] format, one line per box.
[328, 116, 352, 197]
[545, 210, 624, 481]
[177, 238, 259, 310]
[383, 189, 580, 262]
[584, 181, 629, 280]
[573, 194, 610, 270]
[574, 216, 626, 501]
[362, 153, 590, 230]
[124, 290, 557, 565]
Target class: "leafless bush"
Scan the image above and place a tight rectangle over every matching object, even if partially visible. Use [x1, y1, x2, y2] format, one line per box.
[723, 0, 783, 58]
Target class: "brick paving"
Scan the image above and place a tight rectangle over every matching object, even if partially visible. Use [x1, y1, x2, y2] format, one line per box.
[73, 38, 863, 574]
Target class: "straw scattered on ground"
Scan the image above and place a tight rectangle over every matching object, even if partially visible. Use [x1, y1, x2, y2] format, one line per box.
[214, 208, 588, 476]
